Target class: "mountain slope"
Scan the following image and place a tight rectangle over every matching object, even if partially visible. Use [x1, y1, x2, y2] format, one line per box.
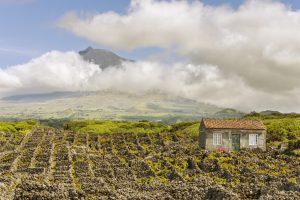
[0, 90, 244, 122]
[1, 91, 84, 102]
[79, 47, 133, 69]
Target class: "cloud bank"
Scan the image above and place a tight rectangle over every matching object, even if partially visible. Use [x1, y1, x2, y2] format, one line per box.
[0, 50, 299, 112]
[1, 0, 300, 112]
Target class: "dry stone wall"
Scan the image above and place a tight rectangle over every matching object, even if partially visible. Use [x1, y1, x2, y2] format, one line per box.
[0, 128, 299, 199]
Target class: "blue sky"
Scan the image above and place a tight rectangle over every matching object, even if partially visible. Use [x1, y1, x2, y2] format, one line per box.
[0, 0, 299, 68]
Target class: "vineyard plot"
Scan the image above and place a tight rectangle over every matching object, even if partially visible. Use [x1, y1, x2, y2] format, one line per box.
[0, 128, 299, 199]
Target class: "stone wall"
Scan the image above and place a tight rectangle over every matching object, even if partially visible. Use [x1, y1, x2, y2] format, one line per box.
[199, 123, 206, 148]
[204, 129, 230, 151]
[232, 129, 266, 151]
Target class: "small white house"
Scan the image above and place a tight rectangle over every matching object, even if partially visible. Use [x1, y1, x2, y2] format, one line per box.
[199, 118, 266, 151]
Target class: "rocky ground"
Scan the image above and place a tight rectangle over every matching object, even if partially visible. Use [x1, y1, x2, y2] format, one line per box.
[0, 128, 299, 199]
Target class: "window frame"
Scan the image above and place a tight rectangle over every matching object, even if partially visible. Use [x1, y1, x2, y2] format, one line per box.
[249, 134, 258, 145]
[213, 132, 222, 145]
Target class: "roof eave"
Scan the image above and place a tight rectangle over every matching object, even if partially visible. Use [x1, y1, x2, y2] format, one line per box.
[204, 127, 266, 130]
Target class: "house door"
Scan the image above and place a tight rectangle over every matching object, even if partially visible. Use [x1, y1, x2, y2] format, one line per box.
[232, 134, 240, 151]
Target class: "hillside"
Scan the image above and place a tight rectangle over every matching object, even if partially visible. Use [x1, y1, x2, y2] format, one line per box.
[0, 90, 244, 122]
[0, 120, 299, 199]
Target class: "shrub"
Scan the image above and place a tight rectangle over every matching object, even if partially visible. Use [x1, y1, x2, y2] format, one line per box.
[63, 120, 171, 134]
[0, 120, 37, 133]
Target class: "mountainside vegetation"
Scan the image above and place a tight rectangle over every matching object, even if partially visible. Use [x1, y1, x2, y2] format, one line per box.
[0, 90, 243, 122]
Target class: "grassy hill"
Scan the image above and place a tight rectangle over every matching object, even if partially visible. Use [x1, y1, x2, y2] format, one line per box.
[0, 90, 244, 123]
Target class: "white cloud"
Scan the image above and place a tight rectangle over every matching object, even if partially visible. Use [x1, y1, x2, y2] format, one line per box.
[55, 0, 300, 112]
[0, 51, 101, 94]
[1, 50, 300, 112]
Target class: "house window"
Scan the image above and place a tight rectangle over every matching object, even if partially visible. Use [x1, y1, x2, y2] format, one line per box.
[213, 132, 222, 145]
[249, 134, 258, 145]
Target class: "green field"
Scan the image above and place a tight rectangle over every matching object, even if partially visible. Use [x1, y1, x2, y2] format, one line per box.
[1, 113, 300, 152]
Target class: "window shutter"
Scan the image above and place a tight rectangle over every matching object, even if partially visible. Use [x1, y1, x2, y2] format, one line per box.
[213, 132, 222, 145]
[249, 134, 258, 145]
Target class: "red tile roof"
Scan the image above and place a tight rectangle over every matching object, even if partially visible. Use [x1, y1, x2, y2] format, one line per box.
[202, 118, 266, 130]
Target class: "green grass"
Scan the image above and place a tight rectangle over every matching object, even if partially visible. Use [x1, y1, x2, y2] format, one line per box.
[64, 120, 171, 134]
[244, 113, 300, 148]
[0, 120, 38, 133]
